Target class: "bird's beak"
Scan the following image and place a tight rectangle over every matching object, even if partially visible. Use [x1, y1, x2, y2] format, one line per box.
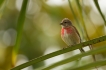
[60, 22, 63, 25]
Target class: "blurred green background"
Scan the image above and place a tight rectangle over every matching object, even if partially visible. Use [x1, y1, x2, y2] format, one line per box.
[0, 0, 106, 70]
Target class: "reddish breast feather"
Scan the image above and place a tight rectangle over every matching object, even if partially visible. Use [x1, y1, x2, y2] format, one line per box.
[61, 27, 72, 35]
[61, 28, 64, 35]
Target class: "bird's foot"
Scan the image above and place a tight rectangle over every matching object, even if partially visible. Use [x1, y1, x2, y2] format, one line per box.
[62, 47, 68, 50]
[68, 45, 74, 47]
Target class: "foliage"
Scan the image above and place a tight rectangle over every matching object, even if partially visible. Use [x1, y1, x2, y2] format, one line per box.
[0, 0, 106, 70]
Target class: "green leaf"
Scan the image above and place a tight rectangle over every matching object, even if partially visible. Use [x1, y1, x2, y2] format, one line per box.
[71, 59, 106, 70]
[94, 0, 106, 25]
[12, 0, 28, 66]
[68, 0, 79, 25]
[11, 35, 106, 70]
[75, 0, 89, 40]
[42, 45, 106, 70]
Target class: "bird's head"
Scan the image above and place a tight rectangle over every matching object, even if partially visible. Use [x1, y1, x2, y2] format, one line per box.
[60, 18, 72, 28]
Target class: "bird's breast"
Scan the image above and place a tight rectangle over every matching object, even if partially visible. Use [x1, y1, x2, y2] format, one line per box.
[61, 27, 80, 46]
[61, 27, 72, 36]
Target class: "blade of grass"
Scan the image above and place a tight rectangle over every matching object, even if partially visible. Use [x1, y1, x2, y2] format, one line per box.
[11, 35, 106, 70]
[75, 0, 89, 40]
[94, 0, 106, 25]
[71, 59, 106, 70]
[42, 45, 106, 70]
[12, 0, 28, 67]
[68, 0, 79, 25]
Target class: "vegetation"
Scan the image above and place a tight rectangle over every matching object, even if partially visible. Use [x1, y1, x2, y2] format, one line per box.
[0, 0, 106, 70]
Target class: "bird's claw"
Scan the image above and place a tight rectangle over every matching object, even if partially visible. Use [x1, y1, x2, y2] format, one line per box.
[62, 47, 68, 50]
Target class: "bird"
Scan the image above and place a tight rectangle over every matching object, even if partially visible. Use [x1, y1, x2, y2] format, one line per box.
[60, 18, 85, 53]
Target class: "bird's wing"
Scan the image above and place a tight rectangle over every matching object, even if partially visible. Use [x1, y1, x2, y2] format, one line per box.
[72, 25, 81, 43]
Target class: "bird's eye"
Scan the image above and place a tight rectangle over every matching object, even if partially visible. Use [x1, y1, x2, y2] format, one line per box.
[64, 22, 67, 23]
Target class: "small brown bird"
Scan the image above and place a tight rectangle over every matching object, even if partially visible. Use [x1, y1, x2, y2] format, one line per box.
[60, 18, 84, 53]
